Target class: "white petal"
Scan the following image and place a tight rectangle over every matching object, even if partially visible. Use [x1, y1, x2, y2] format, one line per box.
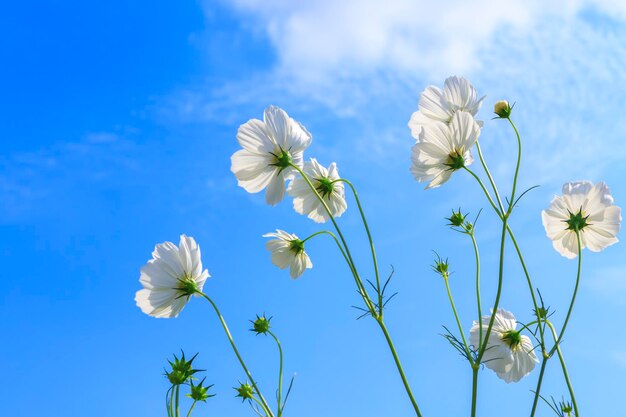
[236, 119, 275, 152]
[265, 173, 287, 205]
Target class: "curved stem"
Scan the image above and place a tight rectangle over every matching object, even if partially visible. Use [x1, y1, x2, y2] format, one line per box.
[268, 331, 284, 417]
[338, 178, 383, 316]
[185, 401, 197, 417]
[550, 231, 583, 355]
[547, 321, 579, 416]
[198, 292, 274, 417]
[463, 168, 502, 218]
[443, 277, 473, 365]
[166, 386, 174, 417]
[475, 141, 505, 213]
[375, 318, 423, 417]
[470, 233, 483, 348]
[476, 216, 508, 364]
[507, 117, 523, 207]
[290, 164, 423, 416]
[289, 163, 376, 315]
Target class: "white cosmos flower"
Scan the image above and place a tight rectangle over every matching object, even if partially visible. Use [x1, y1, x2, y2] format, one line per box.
[542, 181, 621, 259]
[231, 105, 312, 206]
[263, 230, 312, 279]
[135, 235, 209, 318]
[287, 158, 347, 223]
[470, 309, 538, 383]
[411, 111, 480, 189]
[408, 76, 485, 139]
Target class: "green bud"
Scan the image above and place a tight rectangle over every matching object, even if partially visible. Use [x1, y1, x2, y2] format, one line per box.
[446, 209, 466, 227]
[187, 377, 215, 402]
[235, 382, 255, 401]
[165, 351, 203, 386]
[250, 314, 272, 335]
[560, 400, 573, 416]
[535, 306, 549, 320]
[431, 255, 450, 279]
[494, 100, 512, 118]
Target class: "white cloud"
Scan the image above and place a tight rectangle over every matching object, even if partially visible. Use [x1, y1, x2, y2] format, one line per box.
[174, 1, 626, 183]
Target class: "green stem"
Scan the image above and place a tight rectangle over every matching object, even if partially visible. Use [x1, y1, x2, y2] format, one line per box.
[475, 141, 505, 213]
[338, 178, 383, 316]
[198, 292, 274, 417]
[550, 231, 583, 355]
[166, 386, 174, 417]
[476, 215, 508, 364]
[290, 163, 422, 417]
[507, 117, 523, 207]
[443, 277, 473, 365]
[289, 163, 376, 315]
[185, 401, 197, 417]
[463, 168, 502, 218]
[375, 318, 424, 417]
[470, 233, 483, 348]
[175, 384, 180, 417]
[529, 359, 549, 417]
[547, 321, 580, 416]
[471, 367, 478, 417]
[269, 331, 284, 417]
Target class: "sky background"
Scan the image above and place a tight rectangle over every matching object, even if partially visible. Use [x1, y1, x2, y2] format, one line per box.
[2, 1, 626, 416]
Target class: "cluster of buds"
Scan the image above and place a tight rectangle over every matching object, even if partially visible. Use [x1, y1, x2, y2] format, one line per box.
[165, 352, 203, 386]
[446, 209, 474, 234]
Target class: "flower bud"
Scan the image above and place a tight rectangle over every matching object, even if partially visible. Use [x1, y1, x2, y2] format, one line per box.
[493, 100, 512, 118]
[165, 351, 203, 386]
[446, 209, 466, 227]
[250, 314, 271, 335]
[431, 255, 450, 279]
[235, 382, 255, 401]
[187, 377, 215, 402]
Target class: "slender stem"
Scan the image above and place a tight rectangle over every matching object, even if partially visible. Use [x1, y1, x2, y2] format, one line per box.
[475, 141, 505, 213]
[470, 367, 478, 417]
[463, 168, 502, 218]
[551, 231, 583, 354]
[166, 386, 174, 417]
[529, 359, 548, 417]
[507, 117, 523, 207]
[302, 230, 332, 243]
[175, 385, 180, 417]
[547, 321, 579, 416]
[338, 178, 383, 316]
[289, 163, 376, 315]
[269, 331, 284, 417]
[470, 233, 483, 347]
[185, 401, 197, 417]
[443, 277, 473, 365]
[198, 292, 274, 417]
[506, 225, 546, 344]
[476, 216, 508, 364]
[290, 163, 423, 416]
[375, 318, 423, 417]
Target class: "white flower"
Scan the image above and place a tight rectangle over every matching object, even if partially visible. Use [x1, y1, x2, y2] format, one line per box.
[470, 309, 538, 383]
[410, 111, 480, 189]
[231, 105, 312, 206]
[135, 235, 209, 318]
[287, 158, 347, 223]
[408, 76, 485, 139]
[263, 230, 312, 279]
[542, 181, 621, 259]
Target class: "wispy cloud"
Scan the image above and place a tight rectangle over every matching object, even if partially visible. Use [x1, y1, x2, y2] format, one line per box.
[161, 1, 626, 185]
[0, 131, 138, 222]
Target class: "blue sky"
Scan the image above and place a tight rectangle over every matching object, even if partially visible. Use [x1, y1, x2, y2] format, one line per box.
[2, 1, 626, 416]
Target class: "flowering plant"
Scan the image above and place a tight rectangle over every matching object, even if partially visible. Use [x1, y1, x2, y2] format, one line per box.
[135, 77, 621, 417]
